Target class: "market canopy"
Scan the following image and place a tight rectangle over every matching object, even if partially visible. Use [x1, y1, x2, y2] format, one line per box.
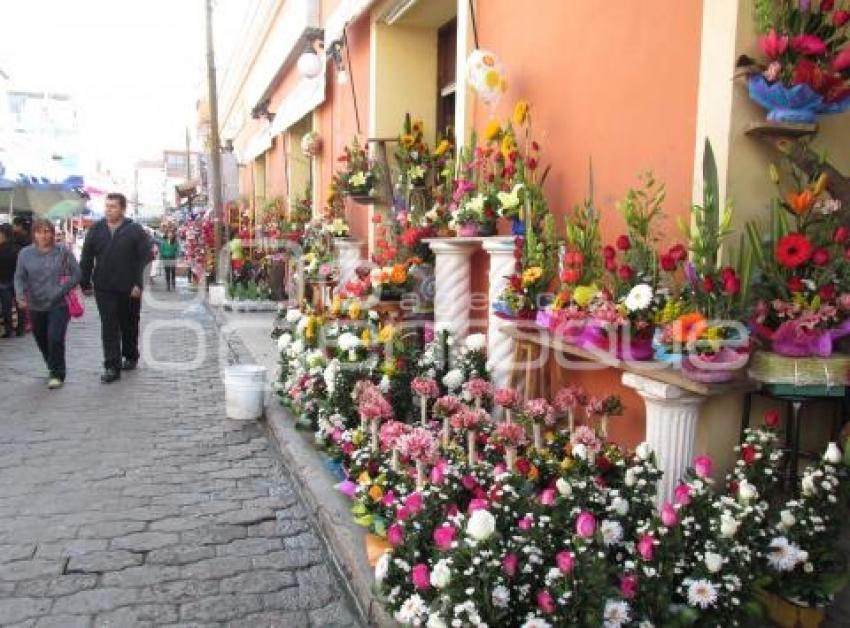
[0, 184, 85, 215]
[46, 198, 86, 219]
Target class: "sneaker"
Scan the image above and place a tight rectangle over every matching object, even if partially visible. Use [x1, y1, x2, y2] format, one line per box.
[122, 359, 138, 371]
[47, 378, 63, 390]
[100, 369, 121, 384]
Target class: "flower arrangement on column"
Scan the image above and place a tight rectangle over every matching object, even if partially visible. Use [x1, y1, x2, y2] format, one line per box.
[337, 137, 378, 200]
[742, 0, 850, 123]
[494, 217, 558, 320]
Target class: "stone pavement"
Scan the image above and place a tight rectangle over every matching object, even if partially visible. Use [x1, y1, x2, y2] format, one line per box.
[0, 284, 361, 627]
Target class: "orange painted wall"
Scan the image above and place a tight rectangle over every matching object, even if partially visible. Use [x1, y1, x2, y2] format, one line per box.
[315, 7, 372, 246]
[474, 0, 704, 447]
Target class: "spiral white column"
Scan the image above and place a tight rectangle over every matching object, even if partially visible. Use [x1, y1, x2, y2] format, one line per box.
[334, 237, 364, 288]
[425, 239, 480, 340]
[482, 237, 518, 396]
[621, 372, 706, 507]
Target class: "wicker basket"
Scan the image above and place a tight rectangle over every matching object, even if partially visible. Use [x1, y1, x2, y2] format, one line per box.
[749, 351, 850, 387]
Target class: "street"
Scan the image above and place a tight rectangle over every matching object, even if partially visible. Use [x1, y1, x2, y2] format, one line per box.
[0, 286, 360, 627]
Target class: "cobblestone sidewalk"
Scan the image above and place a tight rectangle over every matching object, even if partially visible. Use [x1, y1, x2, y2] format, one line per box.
[0, 286, 361, 627]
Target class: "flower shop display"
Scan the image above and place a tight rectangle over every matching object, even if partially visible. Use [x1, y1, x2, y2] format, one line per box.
[337, 137, 379, 200]
[743, 0, 850, 123]
[494, 220, 558, 319]
[746, 158, 850, 359]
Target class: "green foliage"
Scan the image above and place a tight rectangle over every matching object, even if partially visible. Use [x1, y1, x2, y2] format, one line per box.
[565, 162, 603, 285]
[685, 140, 733, 278]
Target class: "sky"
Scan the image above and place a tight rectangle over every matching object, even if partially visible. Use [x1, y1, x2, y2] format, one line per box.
[0, 0, 245, 180]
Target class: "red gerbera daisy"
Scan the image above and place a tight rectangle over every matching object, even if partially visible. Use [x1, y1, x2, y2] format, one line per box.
[776, 233, 813, 269]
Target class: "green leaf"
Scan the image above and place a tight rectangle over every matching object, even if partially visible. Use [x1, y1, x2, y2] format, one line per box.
[353, 514, 374, 527]
[702, 138, 720, 271]
[350, 502, 367, 516]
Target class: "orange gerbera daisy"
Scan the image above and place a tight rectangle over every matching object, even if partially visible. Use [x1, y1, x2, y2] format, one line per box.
[390, 264, 408, 284]
[671, 312, 708, 344]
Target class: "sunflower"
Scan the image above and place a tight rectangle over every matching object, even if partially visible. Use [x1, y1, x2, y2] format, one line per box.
[513, 100, 530, 126]
[522, 266, 543, 285]
[400, 134, 415, 148]
[483, 119, 502, 142]
[776, 233, 813, 268]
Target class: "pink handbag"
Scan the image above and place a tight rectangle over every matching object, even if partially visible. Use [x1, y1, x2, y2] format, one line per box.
[61, 249, 85, 319]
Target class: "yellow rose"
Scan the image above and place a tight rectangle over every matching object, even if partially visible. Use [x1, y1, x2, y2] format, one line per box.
[560, 456, 575, 472]
[573, 284, 598, 308]
[368, 485, 384, 502]
[357, 470, 371, 485]
[352, 430, 364, 446]
[360, 328, 371, 346]
[512, 100, 530, 126]
[349, 299, 362, 319]
[483, 119, 502, 142]
[378, 324, 396, 344]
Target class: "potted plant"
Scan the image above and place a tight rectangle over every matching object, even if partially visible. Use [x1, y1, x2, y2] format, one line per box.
[337, 137, 379, 202]
[741, 0, 850, 123]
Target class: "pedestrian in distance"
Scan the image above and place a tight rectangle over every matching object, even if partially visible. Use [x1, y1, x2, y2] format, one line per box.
[80, 192, 153, 384]
[13, 219, 81, 389]
[0, 224, 23, 337]
[12, 215, 32, 248]
[158, 229, 180, 291]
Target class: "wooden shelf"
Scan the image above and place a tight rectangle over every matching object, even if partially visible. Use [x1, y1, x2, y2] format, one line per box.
[503, 323, 757, 397]
[744, 121, 817, 140]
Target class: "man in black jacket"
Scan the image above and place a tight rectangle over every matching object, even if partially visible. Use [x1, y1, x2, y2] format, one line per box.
[80, 192, 152, 383]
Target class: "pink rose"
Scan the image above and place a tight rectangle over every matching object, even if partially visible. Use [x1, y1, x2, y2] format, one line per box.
[502, 552, 519, 577]
[461, 475, 477, 490]
[381, 490, 396, 507]
[387, 523, 404, 546]
[433, 524, 456, 551]
[468, 498, 489, 513]
[791, 34, 827, 56]
[519, 515, 533, 530]
[411, 563, 430, 590]
[620, 574, 638, 599]
[540, 488, 556, 506]
[575, 511, 597, 538]
[637, 534, 655, 560]
[674, 483, 692, 506]
[555, 550, 574, 574]
[397, 507, 411, 521]
[693, 455, 713, 479]
[404, 492, 423, 515]
[536, 590, 555, 614]
[661, 502, 678, 527]
[430, 459, 447, 485]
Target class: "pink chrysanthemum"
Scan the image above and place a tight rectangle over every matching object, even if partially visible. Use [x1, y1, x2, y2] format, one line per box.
[411, 377, 440, 399]
[396, 427, 439, 463]
[493, 388, 519, 409]
[553, 385, 587, 413]
[450, 406, 490, 431]
[463, 377, 493, 400]
[523, 398, 555, 425]
[380, 420, 410, 451]
[432, 395, 463, 418]
[493, 422, 527, 448]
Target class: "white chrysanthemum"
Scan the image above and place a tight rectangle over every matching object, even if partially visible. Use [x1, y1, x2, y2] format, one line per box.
[555, 477, 572, 497]
[624, 283, 653, 312]
[492, 584, 511, 608]
[624, 468, 638, 487]
[277, 333, 292, 351]
[635, 442, 653, 460]
[719, 513, 739, 538]
[603, 599, 631, 627]
[374, 552, 390, 583]
[379, 375, 391, 393]
[296, 316, 309, 335]
[466, 509, 496, 541]
[600, 520, 624, 546]
[572, 443, 588, 461]
[290, 339, 304, 355]
[337, 332, 361, 352]
[395, 594, 427, 624]
[442, 368, 465, 391]
[767, 536, 805, 572]
[801, 473, 816, 496]
[426, 614, 447, 628]
[687, 579, 718, 609]
[430, 559, 451, 589]
[779, 509, 796, 529]
[285, 308, 302, 323]
[520, 618, 552, 628]
[465, 333, 487, 351]
[611, 496, 629, 516]
[704, 552, 722, 573]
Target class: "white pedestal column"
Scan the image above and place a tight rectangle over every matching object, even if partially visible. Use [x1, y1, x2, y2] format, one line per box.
[426, 240, 480, 339]
[482, 237, 517, 395]
[622, 372, 706, 506]
[334, 238, 364, 288]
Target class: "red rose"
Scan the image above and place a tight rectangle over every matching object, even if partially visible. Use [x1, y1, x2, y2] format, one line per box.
[720, 266, 736, 282]
[605, 259, 618, 272]
[563, 269, 580, 284]
[724, 276, 741, 296]
[508, 150, 519, 162]
[741, 445, 757, 464]
[834, 10, 850, 26]
[776, 233, 813, 268]
[616, 235, 631, 251]
[834, 47, 850, 72]
[603, 245, 616, 260]
[515, 458, 531, 475]
[819, 284, 836, 300]
[660, 254, 677, 272]
[595, 455, 612, 471]
[527, 158, 538, 170]
[572, 252, 584, 265]
[764, 409, 781, 428]
[702, 276, 716, 292]
[669, 244, 687, 262]
[834, 226, 850, 244]
[821, 0, 835, 11]
[618, 265, 635, 281]
[509, 275, 522, 291]
[531, 141, 540, 151]
[787, 276, 804, 292]
[812, 248, 830, 265]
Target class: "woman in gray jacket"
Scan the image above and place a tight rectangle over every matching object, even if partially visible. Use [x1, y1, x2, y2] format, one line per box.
[14, 219, 81, 389]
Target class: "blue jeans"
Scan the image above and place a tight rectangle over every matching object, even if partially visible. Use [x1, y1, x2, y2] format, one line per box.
[30, 304, 70, 380]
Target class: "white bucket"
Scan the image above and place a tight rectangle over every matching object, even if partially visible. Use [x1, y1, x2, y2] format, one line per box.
[224, 364, 267, 420]
[209, 285, 226, 307]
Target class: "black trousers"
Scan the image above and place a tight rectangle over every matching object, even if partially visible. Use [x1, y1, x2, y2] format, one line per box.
[95, 290, 141, 370]
[163, 261, 176, 289]
[0, 285, 25, 335]
[30, 304, 70, 380]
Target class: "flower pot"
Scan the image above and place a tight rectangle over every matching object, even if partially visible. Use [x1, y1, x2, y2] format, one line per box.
[755, 589, 825, 628]
[758, 319, 850, 358]
[510, 218, 526, 236]
[681, 348, 749, 383]
[493, 301, 536, 320]
[748, 75, 850, 124]
[457, 223, 480, 237]
[616, 330, 655, 361]
[349, 193, 380, 205]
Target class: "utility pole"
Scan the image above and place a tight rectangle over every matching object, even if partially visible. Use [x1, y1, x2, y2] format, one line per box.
[205, 0, 224, 282]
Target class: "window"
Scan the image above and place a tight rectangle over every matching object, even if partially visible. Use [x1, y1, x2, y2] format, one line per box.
[436, 18, 457, 143]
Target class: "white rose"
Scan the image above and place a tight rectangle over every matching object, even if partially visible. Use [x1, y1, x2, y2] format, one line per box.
[572, 443, 588, 461]
[285, 308, 302, 323]
[738, 479, 758, 502]
[635, 442, 652, 461]
[465, 333, 486, 351]
[426, 615, 447, 628]
[824, 442, 842, 465]
[720, 513, 739, 538]
[704, 552, 723, 573]
[625, 468, 637, 487]
[801, 474, 816, 496]
[611, 496, 629, 516]
[780, 510, 796, 529]
[466, 509, 496, 541]
[374, 551, 390, 583]
[430, 559, 451, 589]
[555, 477, 572, 497]
[277, 333, 292, 351]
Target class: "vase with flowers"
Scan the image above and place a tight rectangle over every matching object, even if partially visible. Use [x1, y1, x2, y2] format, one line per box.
[742, 0, 850, 123]
[338, 137, 379, 202]
[494, 217, 558, 320]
